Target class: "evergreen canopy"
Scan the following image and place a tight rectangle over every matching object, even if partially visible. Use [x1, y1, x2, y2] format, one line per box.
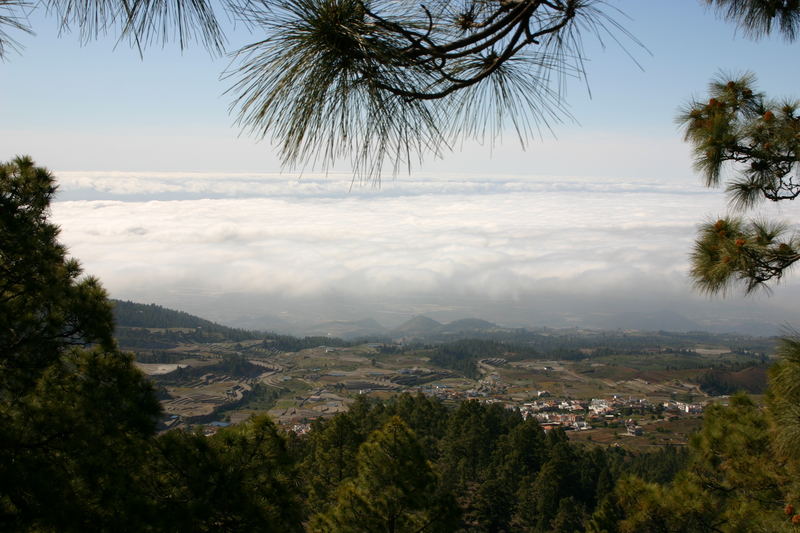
[679, 74, 800, 294]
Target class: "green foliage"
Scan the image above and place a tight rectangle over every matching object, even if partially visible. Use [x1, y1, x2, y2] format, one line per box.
[689, 395, 782, 501]
[439, 400, 520, 485]
[550, 497, 585, 533]
[621, 445, 690, 485]
[0, 156, 162, 531]
[217, 352, 262, 376]
[226, 0, 640, 180]
[693, 363, 768, 395]
[113, 299, 257, 341]
[294, 395, 669, 532]
[680, 74, 800, 293]
[33, 0, 236, 52]
[767, 336, 800, 465]
[230, 0, 443, 180]
[680, 65, 800, 520]
[679, 36, 800, 516]
[0, 156, 317, 531]
[593, 475, 722, 533]
[300, 393, 447, 515]
[593, 394, 791, 533]
[154, 353, 264, 384]
[706, 0, 800, 41]
[1, 156, 116, 389]
[1, 348, 161, 532]
[234, 382, 283, 411]
[691, 216, 799, 294]
[312, 416, 458, 532]
[383, 392, 450, 455]
[0, 2, 27, 58]
[490, 417, 548, 484]
[513, 440, 610, 532]
[265, 334, 352, 353]
[301, 409, 369, 512]
[428, 339, 509, 378]
[147, 417, 304, 532]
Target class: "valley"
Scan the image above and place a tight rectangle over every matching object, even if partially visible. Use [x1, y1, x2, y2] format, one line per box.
[119, 300, 774, 448]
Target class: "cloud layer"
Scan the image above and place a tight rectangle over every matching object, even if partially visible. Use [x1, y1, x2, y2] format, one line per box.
[51, 171, 800, 331]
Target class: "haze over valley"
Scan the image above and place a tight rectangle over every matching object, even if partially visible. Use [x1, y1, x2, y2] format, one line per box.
[53, 171, 800, 337]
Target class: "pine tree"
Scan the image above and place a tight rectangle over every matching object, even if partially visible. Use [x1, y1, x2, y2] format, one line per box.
[0, 156, 162, 531]
[590, 395, 792, 533]
[312, 416, 458, 533]
[679, 74, 800, 293]
[705, 0, 800, 41]
[301, 411, 367, 513]
[147, 416, 304, 532]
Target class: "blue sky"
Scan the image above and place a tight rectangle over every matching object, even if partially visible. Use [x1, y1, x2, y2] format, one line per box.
[2, 1, 800, 334]
[2, 1, 798, 176]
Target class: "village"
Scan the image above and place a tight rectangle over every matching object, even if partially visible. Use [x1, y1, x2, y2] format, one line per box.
[284, 388, 706, 439]
[129, 337, 747, 447]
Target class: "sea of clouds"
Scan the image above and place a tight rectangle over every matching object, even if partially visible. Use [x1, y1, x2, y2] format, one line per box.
[50, 171, 800, 333]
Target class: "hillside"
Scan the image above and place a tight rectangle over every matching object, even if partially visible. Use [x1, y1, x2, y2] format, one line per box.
[113, 300, 253, 333]
[113, 300, 356, 354]
[391, 315, 444, 336]
[112, 300, 260, 348]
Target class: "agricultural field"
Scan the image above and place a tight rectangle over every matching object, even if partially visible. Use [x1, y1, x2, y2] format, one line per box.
[115, 302, 776, 445]
[120, 328, 772, 451]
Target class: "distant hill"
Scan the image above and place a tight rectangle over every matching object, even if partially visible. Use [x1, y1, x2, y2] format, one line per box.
[112, 300, 355, 353]
[391, 316, 444, 337]
[112, 300, 259, 346]
[113, 301, 777, 360]
[113, 300, 243, 331]
[391, 316, 504, 340]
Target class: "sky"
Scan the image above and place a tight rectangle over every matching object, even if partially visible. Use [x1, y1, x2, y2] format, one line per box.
[2, 1, 800, 334]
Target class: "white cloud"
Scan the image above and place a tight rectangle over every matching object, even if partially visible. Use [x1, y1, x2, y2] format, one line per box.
[50, 171, 800, 329]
